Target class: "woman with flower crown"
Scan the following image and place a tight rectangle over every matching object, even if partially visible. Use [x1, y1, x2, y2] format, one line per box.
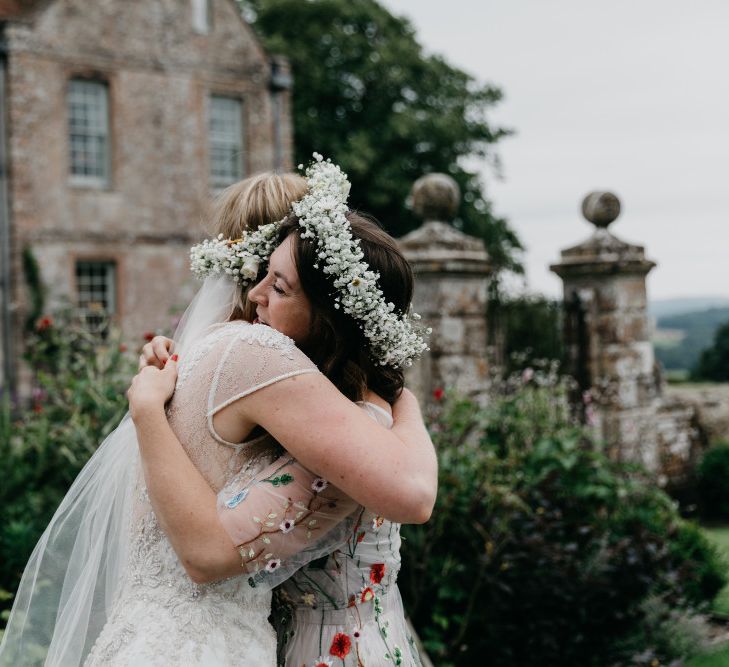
[0, 157, 433, 666]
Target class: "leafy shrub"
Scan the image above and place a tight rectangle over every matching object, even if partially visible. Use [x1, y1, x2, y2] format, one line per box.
[400, 368, 726, 667]
[0, 311, 136, 626]
[697, 443, 729, 521]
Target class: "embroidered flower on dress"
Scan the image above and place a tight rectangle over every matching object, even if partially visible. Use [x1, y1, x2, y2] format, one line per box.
[329, 632, 352, 658]
[371, 515, 385, 530]
[359, 586, 375, 603]
[352, 627, 362, 640]
[370, 563, 386, 584]
[279, 519, 295, 533]
[265, 558, 282, 573]
[312, 658, 333, 667]
[311, 477, 328, 493]
[301, 592, 316, 607]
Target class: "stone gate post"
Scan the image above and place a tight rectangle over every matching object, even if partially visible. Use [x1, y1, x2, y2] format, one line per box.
[399, 174, 492, 404]
[550, 192, 661, 470]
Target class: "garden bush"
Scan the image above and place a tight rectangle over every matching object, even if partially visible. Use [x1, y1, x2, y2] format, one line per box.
[0, 312, 136, 627]
[696, 443, 729, 521]
[400, 367, 726, 667]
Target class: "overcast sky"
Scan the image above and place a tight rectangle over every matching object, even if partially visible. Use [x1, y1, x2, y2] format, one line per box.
[381, 0, 729, 300]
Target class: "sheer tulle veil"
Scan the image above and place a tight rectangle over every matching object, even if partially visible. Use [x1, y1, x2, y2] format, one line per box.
[0, 275, 237, 667]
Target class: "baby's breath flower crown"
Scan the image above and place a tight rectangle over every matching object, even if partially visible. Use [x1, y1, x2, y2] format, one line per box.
[190, 153, 430, 369]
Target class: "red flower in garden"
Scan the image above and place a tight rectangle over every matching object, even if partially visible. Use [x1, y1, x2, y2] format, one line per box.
[433, 387, 444, 401]
[35, 316, 53, 332]
[118, 343, 128, 353]
[143, 331, 155, 342]
[329, 632, 351, 658]
[370, 563, 385, 584]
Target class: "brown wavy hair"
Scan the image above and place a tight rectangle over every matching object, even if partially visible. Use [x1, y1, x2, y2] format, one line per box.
[277, 212, 414, 405]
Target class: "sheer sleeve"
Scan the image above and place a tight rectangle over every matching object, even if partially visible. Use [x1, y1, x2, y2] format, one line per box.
[217, 456, 361, 590]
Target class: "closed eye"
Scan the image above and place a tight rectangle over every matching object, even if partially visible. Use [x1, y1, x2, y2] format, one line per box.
[272, 284, 285, 295]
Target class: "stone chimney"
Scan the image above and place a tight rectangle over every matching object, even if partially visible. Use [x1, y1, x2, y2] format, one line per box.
[399, 173, 492, 403]
[550, 192, 661, 469]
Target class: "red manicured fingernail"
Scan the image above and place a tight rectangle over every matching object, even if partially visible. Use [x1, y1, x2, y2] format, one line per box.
[171, 354, 179, 362]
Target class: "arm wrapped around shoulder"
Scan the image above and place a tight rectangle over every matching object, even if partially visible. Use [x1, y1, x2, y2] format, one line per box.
[217, 456, 360, 590]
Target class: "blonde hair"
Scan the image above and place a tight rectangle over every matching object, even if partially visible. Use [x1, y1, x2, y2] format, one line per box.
[207, 172, 308, 321]
[210, 172, 308, 238]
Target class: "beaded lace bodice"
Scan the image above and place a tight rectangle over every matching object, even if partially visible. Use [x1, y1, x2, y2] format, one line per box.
[84, 322, 319, 666]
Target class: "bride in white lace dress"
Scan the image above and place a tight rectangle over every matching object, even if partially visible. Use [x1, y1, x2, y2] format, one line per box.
[0, 161, 435, 666]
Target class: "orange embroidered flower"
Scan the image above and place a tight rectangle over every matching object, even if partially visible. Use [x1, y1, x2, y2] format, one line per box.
[359, 586, 374, 603]
[370, 563, 385, 584]
[329, 632, 351, 658]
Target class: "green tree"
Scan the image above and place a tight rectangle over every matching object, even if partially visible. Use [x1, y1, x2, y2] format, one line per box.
[693, 321, 729, 381]
[239, 0, 523, 272]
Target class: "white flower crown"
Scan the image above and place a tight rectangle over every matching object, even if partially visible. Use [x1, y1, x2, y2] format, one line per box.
[190, 153, 430, 369]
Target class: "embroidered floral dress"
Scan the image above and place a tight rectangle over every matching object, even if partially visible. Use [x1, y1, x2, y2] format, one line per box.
[218, 403, 422, 667]
[83, 321, 319, 666]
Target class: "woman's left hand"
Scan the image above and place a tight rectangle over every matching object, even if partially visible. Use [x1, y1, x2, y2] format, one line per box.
[128, 355, 179, 420]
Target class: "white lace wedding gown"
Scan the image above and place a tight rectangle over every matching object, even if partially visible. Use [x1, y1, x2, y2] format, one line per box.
[83, 321, 319, 666]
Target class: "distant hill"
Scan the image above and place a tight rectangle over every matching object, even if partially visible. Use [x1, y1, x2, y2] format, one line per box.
[653, 305, 729, 371]
[650, 297, 729, 320]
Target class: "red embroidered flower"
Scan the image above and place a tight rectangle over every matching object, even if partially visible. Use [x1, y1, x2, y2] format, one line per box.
[142, 331, 155, 342]
[370, 563, 385, 584]
[433, 387, 444, 401]
[356, 531, 366, 543]
[329, 632, 351, 658]
[359, 586, 374, 603]
[35, 316, 53, 332]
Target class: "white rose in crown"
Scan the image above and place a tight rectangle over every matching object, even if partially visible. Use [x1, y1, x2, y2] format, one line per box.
[240, 257, 259, 281]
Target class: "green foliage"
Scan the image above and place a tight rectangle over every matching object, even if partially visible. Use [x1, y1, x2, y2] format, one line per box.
[693, 321, 729, 381]
[653, 307, 729, 374]
[400, 373, 726, 667]
[238, 0, 523, 272]
[0, 311, 135, 625]
[696, 443, 729, 520]
[489, 292, 565, 371]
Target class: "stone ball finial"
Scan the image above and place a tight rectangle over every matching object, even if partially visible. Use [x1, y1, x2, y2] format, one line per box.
[581, 191, 621, 228]
[411, 173, 461, 223]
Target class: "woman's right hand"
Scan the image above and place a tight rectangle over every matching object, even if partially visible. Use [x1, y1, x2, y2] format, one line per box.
[138, 335, 175, 370]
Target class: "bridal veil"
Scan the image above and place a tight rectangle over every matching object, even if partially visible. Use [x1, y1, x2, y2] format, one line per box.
[0, 276, 237, 667]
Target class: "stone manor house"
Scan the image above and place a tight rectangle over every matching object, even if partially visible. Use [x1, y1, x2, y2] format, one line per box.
[0, 0, 293, 391]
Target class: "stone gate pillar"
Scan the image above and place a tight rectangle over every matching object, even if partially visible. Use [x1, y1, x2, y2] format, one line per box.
[399, 174, 492, 404]
[550, 192, 661, 470]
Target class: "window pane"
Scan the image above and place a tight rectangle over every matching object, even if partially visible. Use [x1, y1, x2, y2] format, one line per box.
[68, 80, 109, 185]
[76, 261, 116, 331]
[209, 96, 243, 187]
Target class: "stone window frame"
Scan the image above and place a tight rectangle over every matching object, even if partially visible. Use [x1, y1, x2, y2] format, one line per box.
[208, 94, 245, 190]
[73, 258, 120, 330]
[191, 0, 213, 34]
[67, 77, 112, 189]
